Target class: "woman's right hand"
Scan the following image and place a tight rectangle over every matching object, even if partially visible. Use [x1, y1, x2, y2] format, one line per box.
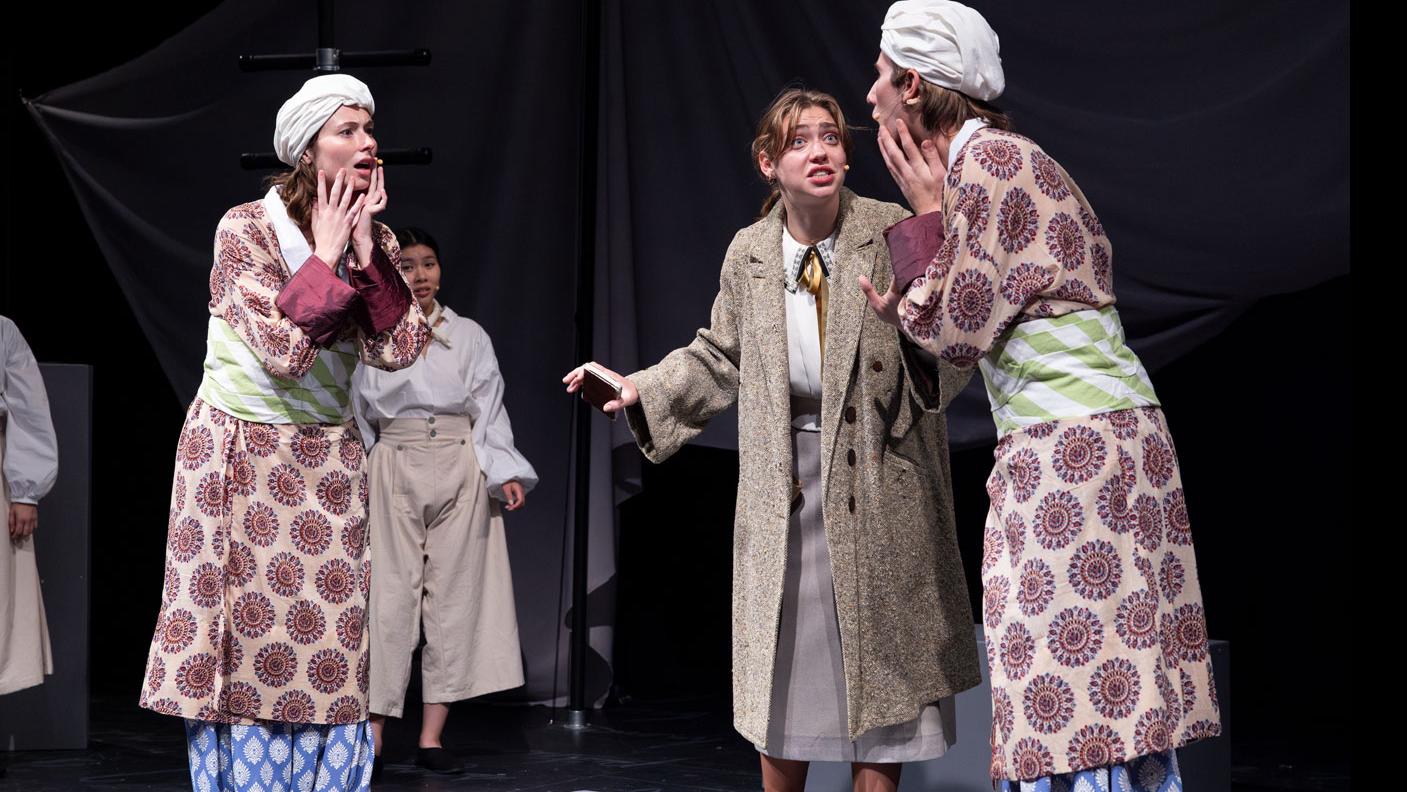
[311, 168, 366, 267]
[562, 362, 639, 414]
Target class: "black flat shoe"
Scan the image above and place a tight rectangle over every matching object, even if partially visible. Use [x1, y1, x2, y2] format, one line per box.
[415, 746, 465, 774]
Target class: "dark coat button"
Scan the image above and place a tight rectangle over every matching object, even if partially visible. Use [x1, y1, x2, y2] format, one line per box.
[872, 360, 883, 372]
[848, 496, 856, 514]
[844, 406, 856, 423]
[847, 448, 856, 466]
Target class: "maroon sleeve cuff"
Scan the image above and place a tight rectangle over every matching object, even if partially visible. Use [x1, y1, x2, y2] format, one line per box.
[275, 255, 358, 347]
[884, 212, 945, 293]
[348, 244, 413, 336]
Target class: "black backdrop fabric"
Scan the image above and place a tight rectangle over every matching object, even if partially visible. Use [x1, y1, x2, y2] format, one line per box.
[24, 0, 1347, 707]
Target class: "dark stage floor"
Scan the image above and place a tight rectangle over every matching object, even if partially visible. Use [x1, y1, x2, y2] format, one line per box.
[2, 696, 1349, 791]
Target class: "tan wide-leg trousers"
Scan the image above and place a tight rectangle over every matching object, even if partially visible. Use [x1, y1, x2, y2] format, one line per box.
[0, 428, 53, 696]
[367, 416, 524, 717]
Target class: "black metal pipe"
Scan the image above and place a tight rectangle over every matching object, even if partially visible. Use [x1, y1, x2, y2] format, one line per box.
[567, 0, 603, 723]
[240, 146, 432, 170]
[238, 49, 430, 73]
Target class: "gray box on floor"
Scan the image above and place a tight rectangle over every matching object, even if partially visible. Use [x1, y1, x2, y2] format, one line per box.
[0, 364, 92, 751]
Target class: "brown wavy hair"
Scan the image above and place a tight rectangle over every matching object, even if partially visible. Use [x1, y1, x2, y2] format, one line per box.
[890, 68, 1011, 137]
[263, 157, 318, 231]
[751, 89, 855, 218]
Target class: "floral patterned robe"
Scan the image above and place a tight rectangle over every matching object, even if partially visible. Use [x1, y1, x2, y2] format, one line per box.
[139, 201, 427, 724]
[887, 127, 1221, 781]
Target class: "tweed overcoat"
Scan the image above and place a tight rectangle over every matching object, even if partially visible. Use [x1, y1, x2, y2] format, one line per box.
[624, 190, 982, 748]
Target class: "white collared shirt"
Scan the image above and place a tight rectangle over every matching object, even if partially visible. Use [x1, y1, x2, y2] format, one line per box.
[781, 224, 836, 432]
[352, 305, 538, 501]
[949, 117, 989, 170]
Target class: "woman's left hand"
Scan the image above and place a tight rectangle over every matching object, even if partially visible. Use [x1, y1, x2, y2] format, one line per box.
[351, 163, 388, 266]
[502, 480, 526, 511]
[858, 275, 904, 328]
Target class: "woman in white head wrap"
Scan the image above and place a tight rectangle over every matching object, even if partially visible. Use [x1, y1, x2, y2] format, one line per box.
[859, 3, 1222, 792]
[137, 74, 428, 792]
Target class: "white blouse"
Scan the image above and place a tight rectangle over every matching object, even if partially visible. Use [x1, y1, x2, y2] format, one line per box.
[0, 316, 58, 505]
[352, 305, 538, 501]
[781, 225, 836, 432]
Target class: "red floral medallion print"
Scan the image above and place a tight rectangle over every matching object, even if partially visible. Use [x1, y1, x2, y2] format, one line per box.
[1004, 512, 1026, 568]
[227, 452, 257, 498]
[245, 424, 280, 458]
[1046, 607, 1104, 667]
[266, 464, 307, 508]
[285, 599, 327, 645]
[170, 517, 204, 563]
[1133, 709, 1173, 755]
[1066, 723, 1124, 769]
[291, 510, 333, 556]
[336, 606, 365, 651]
[326, 695, 361, 724]
[992, 688, 1015, 743]
[973, 138, 1024, 181]
[339, 434, 363, 472]
[1044, 213, 1086, 272]
[271, 690, 316, 722]
[181, 426, 215, 470]
[1023, 673, 1076, 734]
[195, 472, 226, 518]
[1033, 490, 1083, 550]
[253, 642, 298, 688]
[1088, 658, 1141, 719]
[220, 681, 262, 717]
[1141, 434, 1175, 488]
[1052, 425, 1107, 485]
[1001, 262, 1055, 307]
[1170, 603, 1210, 663]
[1017, 559, 1056, 617]
[187, 562, 223, 609]
[316, 471, 353, 516]
[984, 575, 1010, 630]
[1132, 494, 1163, 552]
[225, 543, 256, 587]
[1000, 622, 1036, 680]
[175, 653, 218, 699]
[1115, 589, 1159, 650]
[1007, 448, 1042, 502]
[233, 592, 275, 639]
[316, 559, 357, 605]
[265, 552, 305, 597]
[242, 502, 280, 547]
[291, 426, 331, 469]
[161, 609, 198, 654]
[307, 648, 350, 695]
[1163, 489, 1191, 546]
[1158, 553, 1186, 602]
[1011, 737, 1055, 779]
[1029, 149, 1071, 202]
[1067, 540, 1122, 601]
[996, 187, 1040, 254]
[341, 516, 367, 557]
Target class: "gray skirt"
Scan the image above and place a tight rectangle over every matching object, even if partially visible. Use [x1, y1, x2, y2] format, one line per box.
[758, 426, 955, 763]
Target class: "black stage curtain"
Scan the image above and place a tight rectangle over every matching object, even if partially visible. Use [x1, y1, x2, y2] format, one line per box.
[24, 0, 1347, 706]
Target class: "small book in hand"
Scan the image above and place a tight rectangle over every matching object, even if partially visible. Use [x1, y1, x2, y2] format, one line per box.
[580, 363, 623, 416]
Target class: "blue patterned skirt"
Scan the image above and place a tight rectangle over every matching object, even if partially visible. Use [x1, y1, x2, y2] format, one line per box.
[184, 719, 373, 792]
[999, 749, 1181, 792]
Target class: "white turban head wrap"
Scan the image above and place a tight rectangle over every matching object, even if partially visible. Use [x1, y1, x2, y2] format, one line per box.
[273, 74, 376, 167]
[880, 0, 1004, 102]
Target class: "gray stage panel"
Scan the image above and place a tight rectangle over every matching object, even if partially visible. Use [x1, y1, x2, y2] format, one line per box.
[0, 364, 92, 750]
[805, 627, 1230, 791]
